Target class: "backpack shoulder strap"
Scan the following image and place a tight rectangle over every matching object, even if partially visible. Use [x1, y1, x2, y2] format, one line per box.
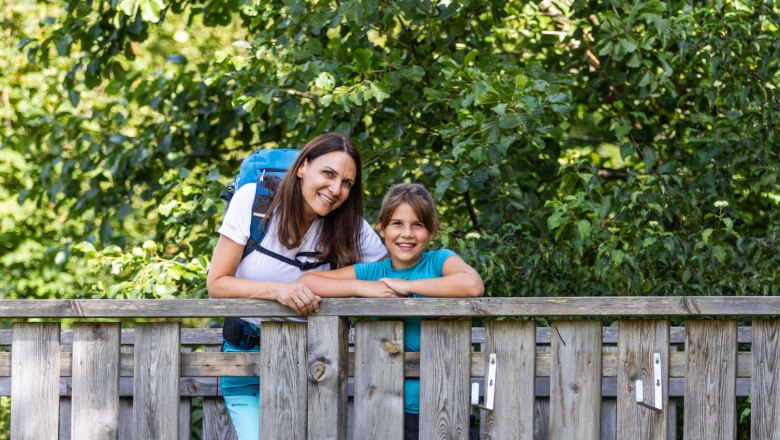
[241, 177, 333, 270]
[241, 181, 273, 261]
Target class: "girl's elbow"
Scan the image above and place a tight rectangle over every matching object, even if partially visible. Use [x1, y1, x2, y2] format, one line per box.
[468, 278, 485, 297]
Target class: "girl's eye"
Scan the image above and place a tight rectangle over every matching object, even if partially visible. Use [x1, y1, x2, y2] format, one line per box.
[323, 170, 335, 177]
[342, 180, 354, 189]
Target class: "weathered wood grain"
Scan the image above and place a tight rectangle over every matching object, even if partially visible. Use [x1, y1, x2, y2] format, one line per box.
[617, 320, 669, 440]
[3, 296, 780, 318]
[307, 315, 349, 440]
[420, 320, 471, 440]
[11, 322, 60, 440]
[601, 398, 617, 440]
[549, 321, 602, 440]
[260, 322, 308, 440]
[60, 397, 72, 439]
[201, 346, 239, 440]
[353, 321, 404, 440]
[118, 397, 132, 440]
[480, 320, 535, 439]
[0, 325, 758, 347]
[202, 396, 239, 440]
[534, 398, 550, 440]
[179, 398, 191, 440]
[71, 322, 121, 440]
[133, 322, 181, 440]
[684, 320, 737, 440]
[752, 319, 780, 439]
[0, 346, 757, 382]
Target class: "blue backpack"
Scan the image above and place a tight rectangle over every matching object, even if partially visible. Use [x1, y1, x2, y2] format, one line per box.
[220, 148, 330, 270]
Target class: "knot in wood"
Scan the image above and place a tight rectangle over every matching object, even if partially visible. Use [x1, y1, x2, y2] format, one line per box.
[382, 338, 401, 355]
[309, 357, 330, 382]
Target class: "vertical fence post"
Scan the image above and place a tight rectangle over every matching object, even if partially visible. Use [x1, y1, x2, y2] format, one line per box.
[683, 320, 736, 440]
[260, 322, 308, 440]
[307, 315, 349, 440]
[71, 322, 121, 440]
[202, 344, 239, 440]
[549, 320, 602, 440]
[133, 322, 181, 440]
[11, 322, 61, 440]
[353, 321, 404, 440]
[617, 320, 669, 439]
[752, 319, 780, 439]
[420, 320, 472, 440]
[480, 320, 536, 439]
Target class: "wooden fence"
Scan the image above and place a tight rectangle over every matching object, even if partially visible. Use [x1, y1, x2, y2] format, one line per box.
[1, 296, 780, 439]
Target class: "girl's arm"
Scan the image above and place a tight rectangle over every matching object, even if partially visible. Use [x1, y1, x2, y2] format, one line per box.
[380, 256, 484, 298]
[298, 267, 403, 298]
[207, 234, 321, 315]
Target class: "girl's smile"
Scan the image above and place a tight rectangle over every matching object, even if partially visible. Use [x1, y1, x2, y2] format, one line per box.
[379, 202, 431, 270]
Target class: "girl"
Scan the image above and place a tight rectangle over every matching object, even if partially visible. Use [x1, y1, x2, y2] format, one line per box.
[207, 133, 395, 440]
[299, 182, 484, 439]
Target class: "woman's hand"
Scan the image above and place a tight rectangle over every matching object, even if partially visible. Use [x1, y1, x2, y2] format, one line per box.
[274, 282, 322, 316]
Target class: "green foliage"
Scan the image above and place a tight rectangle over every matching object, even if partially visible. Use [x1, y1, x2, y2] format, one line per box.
[2, 0, 779, 300]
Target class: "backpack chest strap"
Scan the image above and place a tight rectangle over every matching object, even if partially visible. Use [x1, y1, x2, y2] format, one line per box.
[254, 245, 331, 271]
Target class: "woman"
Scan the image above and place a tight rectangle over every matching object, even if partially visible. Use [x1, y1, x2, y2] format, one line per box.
[207, 133, 394, 440]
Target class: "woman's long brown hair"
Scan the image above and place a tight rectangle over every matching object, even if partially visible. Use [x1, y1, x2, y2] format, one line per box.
[266, 133, 365, 266]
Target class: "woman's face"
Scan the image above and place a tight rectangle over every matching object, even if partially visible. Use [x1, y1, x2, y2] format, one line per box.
[296, 151, 357, 223]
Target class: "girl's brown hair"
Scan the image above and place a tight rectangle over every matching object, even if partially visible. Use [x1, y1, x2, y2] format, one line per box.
[266, 133, 365, 266]
[377, 183, 439, 236]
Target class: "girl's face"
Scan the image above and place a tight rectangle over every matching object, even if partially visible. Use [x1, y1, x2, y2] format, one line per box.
[379, 202, 431, 270]
[296, 151, 357, 223]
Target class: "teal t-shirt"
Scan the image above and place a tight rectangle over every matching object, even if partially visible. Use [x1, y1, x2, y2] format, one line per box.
[353, 248, 456, 414]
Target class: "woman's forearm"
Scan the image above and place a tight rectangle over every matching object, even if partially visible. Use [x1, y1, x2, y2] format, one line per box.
[207, 274, 284, 300]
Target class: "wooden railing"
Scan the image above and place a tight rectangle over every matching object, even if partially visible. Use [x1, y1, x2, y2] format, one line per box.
[2, 296, 780, 439]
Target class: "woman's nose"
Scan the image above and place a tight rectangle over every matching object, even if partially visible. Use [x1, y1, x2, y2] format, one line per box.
[328, 179, 342, 196]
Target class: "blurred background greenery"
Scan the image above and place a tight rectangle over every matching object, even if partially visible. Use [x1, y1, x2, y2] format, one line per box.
[1, 0, 778, 305]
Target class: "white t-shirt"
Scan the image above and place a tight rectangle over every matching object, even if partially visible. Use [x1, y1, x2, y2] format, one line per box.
[218, 183, 387, 325]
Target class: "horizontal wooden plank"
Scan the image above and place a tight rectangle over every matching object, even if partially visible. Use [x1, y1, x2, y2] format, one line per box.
[0, 350, 754, 379]
[0, 376, 754, 398]
[1, 297, 780, 318]
[2, 326, 754, 347]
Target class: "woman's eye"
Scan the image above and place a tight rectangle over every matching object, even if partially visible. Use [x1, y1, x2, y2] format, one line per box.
[342, 180, 354, 189]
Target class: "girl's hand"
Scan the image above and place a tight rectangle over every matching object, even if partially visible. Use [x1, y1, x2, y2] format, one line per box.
[361, 281, 406, 298]
[275, 283, 321, 315]
[379, 278, 412, 296]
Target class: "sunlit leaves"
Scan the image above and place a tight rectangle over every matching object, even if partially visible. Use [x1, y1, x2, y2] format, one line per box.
[4, 0, 780, 301]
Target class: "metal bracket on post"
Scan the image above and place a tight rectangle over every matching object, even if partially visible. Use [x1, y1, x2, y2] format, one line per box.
[635, 352, 663, 411]
[471, 353, 497, 411]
